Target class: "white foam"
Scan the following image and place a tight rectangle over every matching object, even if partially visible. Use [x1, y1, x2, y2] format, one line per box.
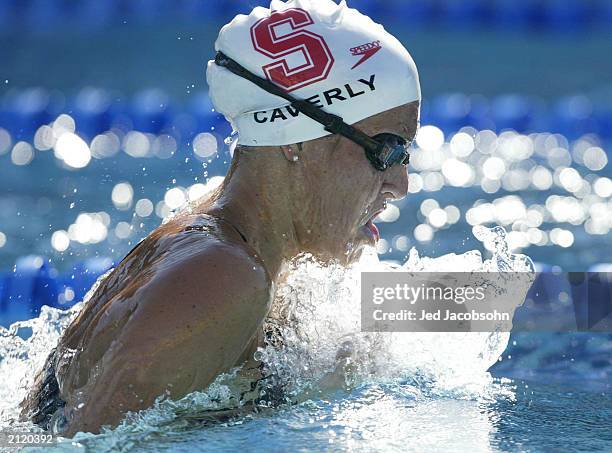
[0, 225, 533, 440]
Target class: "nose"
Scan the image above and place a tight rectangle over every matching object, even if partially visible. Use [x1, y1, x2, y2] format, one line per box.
[381, 164, 409, 201]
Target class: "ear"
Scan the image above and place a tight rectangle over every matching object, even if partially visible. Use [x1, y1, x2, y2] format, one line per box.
[280, 143, 300, 162]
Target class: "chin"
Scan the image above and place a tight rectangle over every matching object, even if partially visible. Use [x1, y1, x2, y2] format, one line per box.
[301, 234, 366, 266]
[299, 221, 375, 266]
[337, 233, 370, 265]
[343, 244, 366, 265]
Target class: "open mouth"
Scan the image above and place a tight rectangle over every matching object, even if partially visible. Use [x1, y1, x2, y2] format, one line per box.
[361, 209, 384, 243]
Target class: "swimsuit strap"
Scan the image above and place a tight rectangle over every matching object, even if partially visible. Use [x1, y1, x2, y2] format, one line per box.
[216, 216, 249, 244]
[186, 213, 249, 244]
[120, 213, 249, 267]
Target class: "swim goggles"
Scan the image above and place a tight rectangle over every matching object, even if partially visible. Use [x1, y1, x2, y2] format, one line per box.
[214, 52, 411, 171]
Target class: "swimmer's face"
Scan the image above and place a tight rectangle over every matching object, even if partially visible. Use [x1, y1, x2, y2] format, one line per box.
[296, 101, 420, 264]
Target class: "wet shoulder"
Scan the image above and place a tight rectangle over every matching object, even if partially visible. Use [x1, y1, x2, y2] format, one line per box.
[60, 213, 268, 348]
[56, 213, 271, 390]
[151, 213, 271, 289]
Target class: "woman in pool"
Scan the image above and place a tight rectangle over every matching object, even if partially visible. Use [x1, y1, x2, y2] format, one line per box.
[20, 0, 420, 436]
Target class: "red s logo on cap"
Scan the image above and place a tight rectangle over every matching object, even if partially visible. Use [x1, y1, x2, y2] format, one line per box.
[251, 8, 334, 92]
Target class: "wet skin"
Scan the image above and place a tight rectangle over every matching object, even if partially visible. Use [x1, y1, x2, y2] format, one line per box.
[20, 101, 419, 435]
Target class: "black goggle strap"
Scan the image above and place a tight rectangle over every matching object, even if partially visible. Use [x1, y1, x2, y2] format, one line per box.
[214, 51, 385, 155]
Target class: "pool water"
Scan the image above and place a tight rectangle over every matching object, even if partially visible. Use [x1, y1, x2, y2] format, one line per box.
[1, 227, 609, 452]
[0, 129, 611, 272]
[33, 381, 608, 452]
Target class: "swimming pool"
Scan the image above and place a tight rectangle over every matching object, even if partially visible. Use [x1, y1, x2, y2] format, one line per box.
[1, 225, 610, 452]
[16, 381, 609, 452]
[0, 93, 610, 452]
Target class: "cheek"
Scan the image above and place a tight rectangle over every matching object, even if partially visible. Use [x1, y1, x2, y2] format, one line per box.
[333, 142, 374, 183]
[323, 149, 381, 223]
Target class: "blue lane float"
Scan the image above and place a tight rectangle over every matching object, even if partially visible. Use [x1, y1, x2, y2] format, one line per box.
[2, 88, 610, 146]
[130, 89, 174, 135]
[0, 256, 114, 327]
[0, 255, 58, 327]
[70, 88, 114, 140]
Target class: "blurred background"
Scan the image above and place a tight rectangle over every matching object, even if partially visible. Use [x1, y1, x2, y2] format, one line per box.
[0, 0, 611, 379]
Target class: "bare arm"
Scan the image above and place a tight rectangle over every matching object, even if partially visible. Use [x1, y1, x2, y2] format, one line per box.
[61, 240, 271, 435]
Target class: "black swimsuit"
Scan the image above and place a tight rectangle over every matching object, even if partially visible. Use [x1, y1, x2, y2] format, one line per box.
[25, 347, 66, 432]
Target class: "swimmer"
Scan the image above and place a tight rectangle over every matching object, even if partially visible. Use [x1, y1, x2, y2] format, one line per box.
[20, 0, 420, 436]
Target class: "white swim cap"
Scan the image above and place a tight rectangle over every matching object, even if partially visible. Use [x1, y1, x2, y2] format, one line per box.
[206, 0, 421, 146]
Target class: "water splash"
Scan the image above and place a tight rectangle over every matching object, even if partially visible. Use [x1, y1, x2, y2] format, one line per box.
[0, 226, 532, 444]
[258, 225, 534, 405]
[0, 271, 111, 432]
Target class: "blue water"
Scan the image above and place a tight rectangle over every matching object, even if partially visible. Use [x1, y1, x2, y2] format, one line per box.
[1, 1, 611, 448]
[0, 113, 610, 451]
[1, 249, 608, 452]
[1, 137, 610, 272]
[20, 380, 609, 452]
